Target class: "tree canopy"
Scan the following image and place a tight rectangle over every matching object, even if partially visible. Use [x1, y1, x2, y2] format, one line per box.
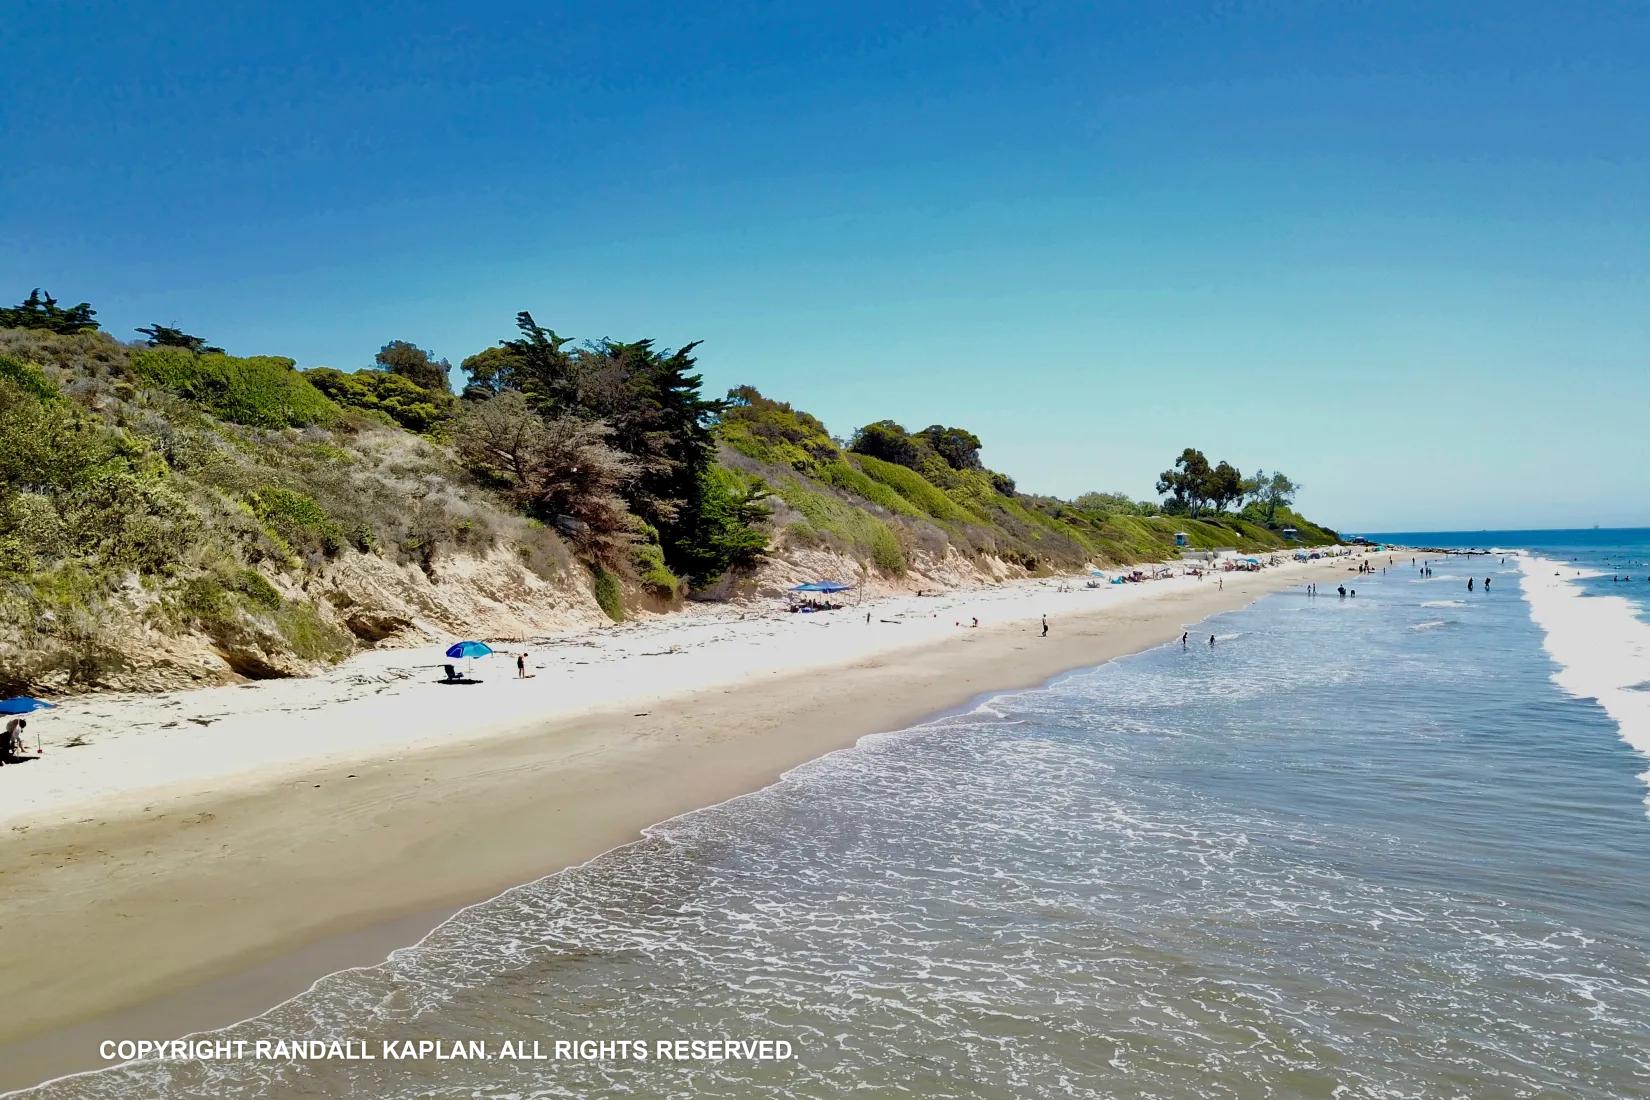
[454, 313, 762, 586]
[1156, 449, 1291, 519]
[374, 340, 451, 394]
[137, 324, 224, 355]
[1, 289, 98, 334]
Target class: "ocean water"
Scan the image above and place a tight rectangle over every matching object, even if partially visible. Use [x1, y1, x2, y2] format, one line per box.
[23, 533, 1650, 1099]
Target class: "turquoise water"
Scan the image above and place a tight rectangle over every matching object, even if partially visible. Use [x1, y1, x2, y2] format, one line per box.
[23, 541, 1650, 1098]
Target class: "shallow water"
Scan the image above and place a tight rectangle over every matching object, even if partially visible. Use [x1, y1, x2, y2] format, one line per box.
[23, 537, 1650, 1099]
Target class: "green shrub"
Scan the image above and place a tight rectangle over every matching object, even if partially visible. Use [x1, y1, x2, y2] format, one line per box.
[592, 565, 625, 622]
[0, 354, 58, 401]
[274, 601, 354, 662]
[717, 386, 839, 474]
[249, 487, 345, 559]
[869, 522, 906, 573]
[132, 347, 339, 428]
[630, 524, 681, 600]
[305, 367, 452, 433]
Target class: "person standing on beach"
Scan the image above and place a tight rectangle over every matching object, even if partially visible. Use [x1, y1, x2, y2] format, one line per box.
[516, 652, 529, 679]
[1041, 615, 1049, 637]
[1182, 632, 1188, 647]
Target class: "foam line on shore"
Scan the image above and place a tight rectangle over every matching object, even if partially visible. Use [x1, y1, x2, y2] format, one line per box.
[1519, 554, 1650, 815]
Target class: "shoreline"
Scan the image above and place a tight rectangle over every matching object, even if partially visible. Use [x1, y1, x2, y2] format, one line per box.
[0, 553, 1369, 1093]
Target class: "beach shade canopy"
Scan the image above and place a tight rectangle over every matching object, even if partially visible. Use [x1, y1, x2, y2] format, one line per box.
[445, 640, 494, 659]
[0, 696, 55, 715]
[790, 581, 853, 593]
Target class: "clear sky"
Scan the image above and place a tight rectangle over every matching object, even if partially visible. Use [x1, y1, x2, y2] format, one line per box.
[4, 2, 1646, 532]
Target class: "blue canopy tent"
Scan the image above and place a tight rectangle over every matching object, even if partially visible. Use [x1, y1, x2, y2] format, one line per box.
[790, 581, 853, 593]
[787, 580, 853, 613]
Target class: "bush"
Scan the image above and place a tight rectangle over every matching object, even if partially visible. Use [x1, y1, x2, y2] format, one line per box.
[249, 487, 345, 560]
[0, 354, 58, 401]
[305, 367, 452, 433]
[274, 602, 354, 662]
[632, 537, 681, 601]
[132, 347, 339, 428]
[592, 565, 625, 622]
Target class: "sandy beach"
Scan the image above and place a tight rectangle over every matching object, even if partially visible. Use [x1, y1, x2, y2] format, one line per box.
[0, 551, 1371, 1092]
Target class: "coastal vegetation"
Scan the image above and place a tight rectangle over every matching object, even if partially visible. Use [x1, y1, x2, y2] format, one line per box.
[0, 288, 1337, 693]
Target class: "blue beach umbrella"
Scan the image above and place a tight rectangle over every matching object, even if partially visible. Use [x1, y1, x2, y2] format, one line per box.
[790, 581, 853, 593]
[444, 641, 493, 659]
[0, 697, 55, 716]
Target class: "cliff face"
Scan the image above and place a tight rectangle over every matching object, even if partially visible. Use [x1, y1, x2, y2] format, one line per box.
[3, 545, 612, 694]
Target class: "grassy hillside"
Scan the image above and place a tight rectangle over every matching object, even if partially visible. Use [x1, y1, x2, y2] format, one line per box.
[717, 387, 1336, 578]
[0, 323, 1337, 694]
[0, 328, 580, 691]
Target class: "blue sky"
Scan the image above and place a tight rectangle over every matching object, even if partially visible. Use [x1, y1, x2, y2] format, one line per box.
[4, 2, 1646, 532]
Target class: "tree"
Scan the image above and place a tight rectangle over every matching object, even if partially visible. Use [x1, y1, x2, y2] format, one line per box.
[460, 311, 748, 584]
[137, 324, 223, 355]
[849, 420, 924, 468]
[452, 392, 636, 561]
[1156, 448, 1214, 516]
[501, 311, 580, 412]
[1, 289, 98, 334]
[374, 340, 451, 394]
[918, 424, 983, 470]
[582, 337, 723, 532]
[458, 345, 524, 401]
[1208, 460, 1244, 513]
[667, 465, 771, 585]
[1259, 471, 1299, 526]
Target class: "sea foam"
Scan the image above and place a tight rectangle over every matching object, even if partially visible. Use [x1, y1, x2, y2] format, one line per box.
[1519, 554, 1650, 815]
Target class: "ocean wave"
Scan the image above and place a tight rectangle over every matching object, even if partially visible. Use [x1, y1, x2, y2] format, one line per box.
[1411, 620, 1450, 632]
[1520, 554, 1650, 816]
[1421, 600, 1465, 608]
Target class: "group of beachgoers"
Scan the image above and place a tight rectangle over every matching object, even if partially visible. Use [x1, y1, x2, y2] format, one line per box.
[788, 597, 846, 613]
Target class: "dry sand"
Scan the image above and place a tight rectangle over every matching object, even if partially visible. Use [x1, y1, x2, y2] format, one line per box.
[0, 551, 1373, 1092]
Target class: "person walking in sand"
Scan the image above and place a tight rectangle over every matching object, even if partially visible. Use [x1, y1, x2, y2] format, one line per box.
[1041, 615, 1049, 637]
[516, 652, 533, 679]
